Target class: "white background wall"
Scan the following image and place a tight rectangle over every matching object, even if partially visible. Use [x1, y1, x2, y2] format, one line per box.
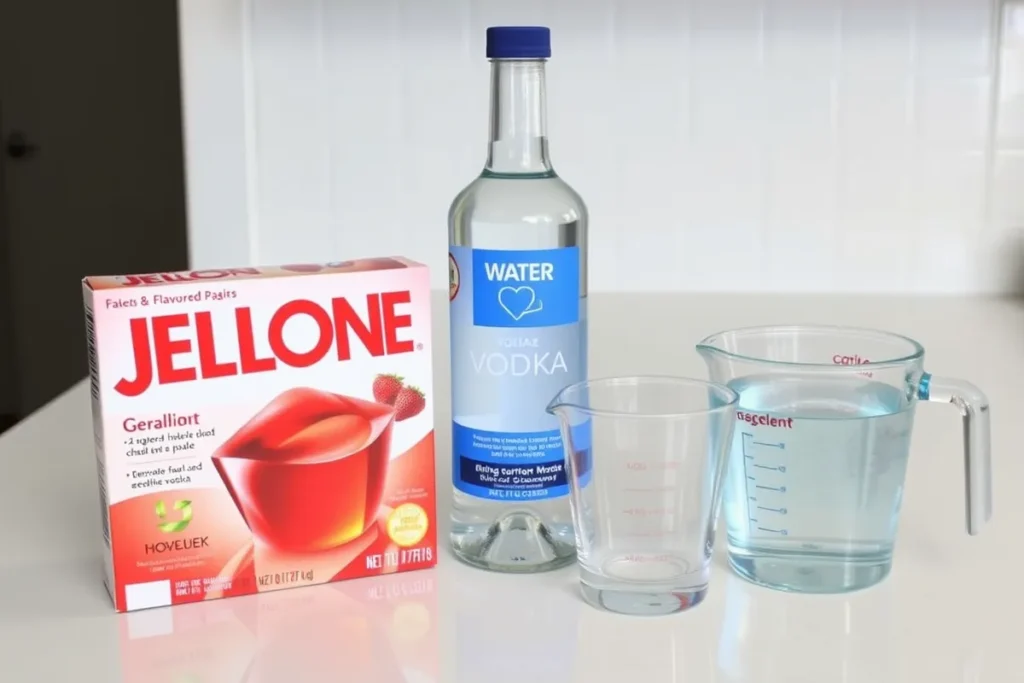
[179, 0, 1024, 293]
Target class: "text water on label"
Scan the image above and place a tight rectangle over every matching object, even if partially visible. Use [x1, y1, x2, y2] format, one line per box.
[471, 248, 579, 328]
[449, 246, 585, 501]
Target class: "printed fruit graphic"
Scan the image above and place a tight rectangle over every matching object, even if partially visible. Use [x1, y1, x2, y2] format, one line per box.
[394, 386, 426, 422]
[372, 374, 404, 405]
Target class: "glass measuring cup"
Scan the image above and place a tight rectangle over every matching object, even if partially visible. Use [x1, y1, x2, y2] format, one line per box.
[546, 376, 739, 616]
[697, 325, 992, 594]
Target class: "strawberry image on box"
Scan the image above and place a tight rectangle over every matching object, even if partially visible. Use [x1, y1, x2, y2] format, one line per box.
[372, 373, 405, 406]
[82, 258, 437, 612]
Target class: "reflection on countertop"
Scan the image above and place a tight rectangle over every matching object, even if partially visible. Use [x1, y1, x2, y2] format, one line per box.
[3, 533, 1017, 683]
[117, 571, 437, 683]
[449, 567, 581, 683]
[440, 558, 1010, 683]
[712, 571, 1000, 683]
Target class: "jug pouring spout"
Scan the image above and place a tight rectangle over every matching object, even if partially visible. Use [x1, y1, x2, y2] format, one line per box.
[545, 386, 584, 427]
[695, 331, 728, 359]
[695, 333, 726, 358]
[696, 331, 744, 386]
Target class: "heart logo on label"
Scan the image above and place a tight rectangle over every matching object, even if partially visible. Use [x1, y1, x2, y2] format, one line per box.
[497, 286, 543, 321]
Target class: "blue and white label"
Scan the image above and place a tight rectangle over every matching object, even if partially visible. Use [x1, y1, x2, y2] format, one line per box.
[449, 245, 587, 501]
[453, 423, 592, 500]
[471, 248, 579, 328]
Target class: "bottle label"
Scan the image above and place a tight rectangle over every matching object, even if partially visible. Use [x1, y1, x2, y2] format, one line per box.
[449, 246, 590, 501]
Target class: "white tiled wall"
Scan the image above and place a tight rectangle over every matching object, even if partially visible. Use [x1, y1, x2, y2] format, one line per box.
[179, 0, 1024, 293]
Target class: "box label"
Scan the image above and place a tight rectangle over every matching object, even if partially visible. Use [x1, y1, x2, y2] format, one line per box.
[448, 246, 588, 501]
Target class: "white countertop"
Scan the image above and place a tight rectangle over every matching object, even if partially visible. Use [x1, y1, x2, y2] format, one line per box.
[1, 293, 1021, 682]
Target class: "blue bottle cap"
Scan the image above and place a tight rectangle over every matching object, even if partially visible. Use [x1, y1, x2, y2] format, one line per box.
[485, 26, 551, 59]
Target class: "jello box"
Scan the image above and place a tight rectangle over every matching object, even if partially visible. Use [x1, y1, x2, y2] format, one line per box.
[82, 258, 437, 612]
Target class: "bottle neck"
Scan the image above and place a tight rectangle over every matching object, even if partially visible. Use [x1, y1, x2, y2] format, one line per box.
[485, 59, 552, 176]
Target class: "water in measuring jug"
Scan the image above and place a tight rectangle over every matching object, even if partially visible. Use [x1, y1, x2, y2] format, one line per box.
[722, 373, 915, 593]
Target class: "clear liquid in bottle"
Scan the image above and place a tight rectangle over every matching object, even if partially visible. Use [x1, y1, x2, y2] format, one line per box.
[448, 26, 589, 572]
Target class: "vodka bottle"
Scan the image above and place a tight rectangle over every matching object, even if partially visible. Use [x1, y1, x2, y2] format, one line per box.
[448, 26, 589, 573]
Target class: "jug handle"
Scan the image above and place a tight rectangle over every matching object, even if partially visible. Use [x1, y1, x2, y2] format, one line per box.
[918, 373, 992, 535]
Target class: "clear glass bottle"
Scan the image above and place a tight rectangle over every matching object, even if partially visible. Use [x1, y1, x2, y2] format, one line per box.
[447, 26, 589, 573]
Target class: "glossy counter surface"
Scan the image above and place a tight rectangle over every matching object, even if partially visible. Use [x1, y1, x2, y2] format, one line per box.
[0, 293, 1020, 682]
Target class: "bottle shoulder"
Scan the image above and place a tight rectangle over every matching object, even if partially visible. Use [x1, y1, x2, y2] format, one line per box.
[448, 173, 588, 229]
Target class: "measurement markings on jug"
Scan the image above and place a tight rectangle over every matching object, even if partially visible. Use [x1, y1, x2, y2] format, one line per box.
[625, 461, 680, 471]
[741, 431, 791, 537]
[622, 507, 675, 517]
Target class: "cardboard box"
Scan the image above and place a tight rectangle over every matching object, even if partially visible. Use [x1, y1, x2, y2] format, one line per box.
[82, 258, 436, 612]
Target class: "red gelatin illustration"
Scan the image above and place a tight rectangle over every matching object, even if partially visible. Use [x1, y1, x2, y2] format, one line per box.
[212, 387, 396, 553]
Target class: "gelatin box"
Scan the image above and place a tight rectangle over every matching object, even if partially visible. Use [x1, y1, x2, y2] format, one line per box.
[82, 258, 437, 612]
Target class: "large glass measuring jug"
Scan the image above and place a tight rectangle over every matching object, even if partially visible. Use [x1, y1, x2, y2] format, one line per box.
[547, 376, 738, 616]
[697, 325, 992, 594]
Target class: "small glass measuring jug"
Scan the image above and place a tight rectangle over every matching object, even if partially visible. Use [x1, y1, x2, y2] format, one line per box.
[546, 376, 738, 616]
[697, 325, 992, 594]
